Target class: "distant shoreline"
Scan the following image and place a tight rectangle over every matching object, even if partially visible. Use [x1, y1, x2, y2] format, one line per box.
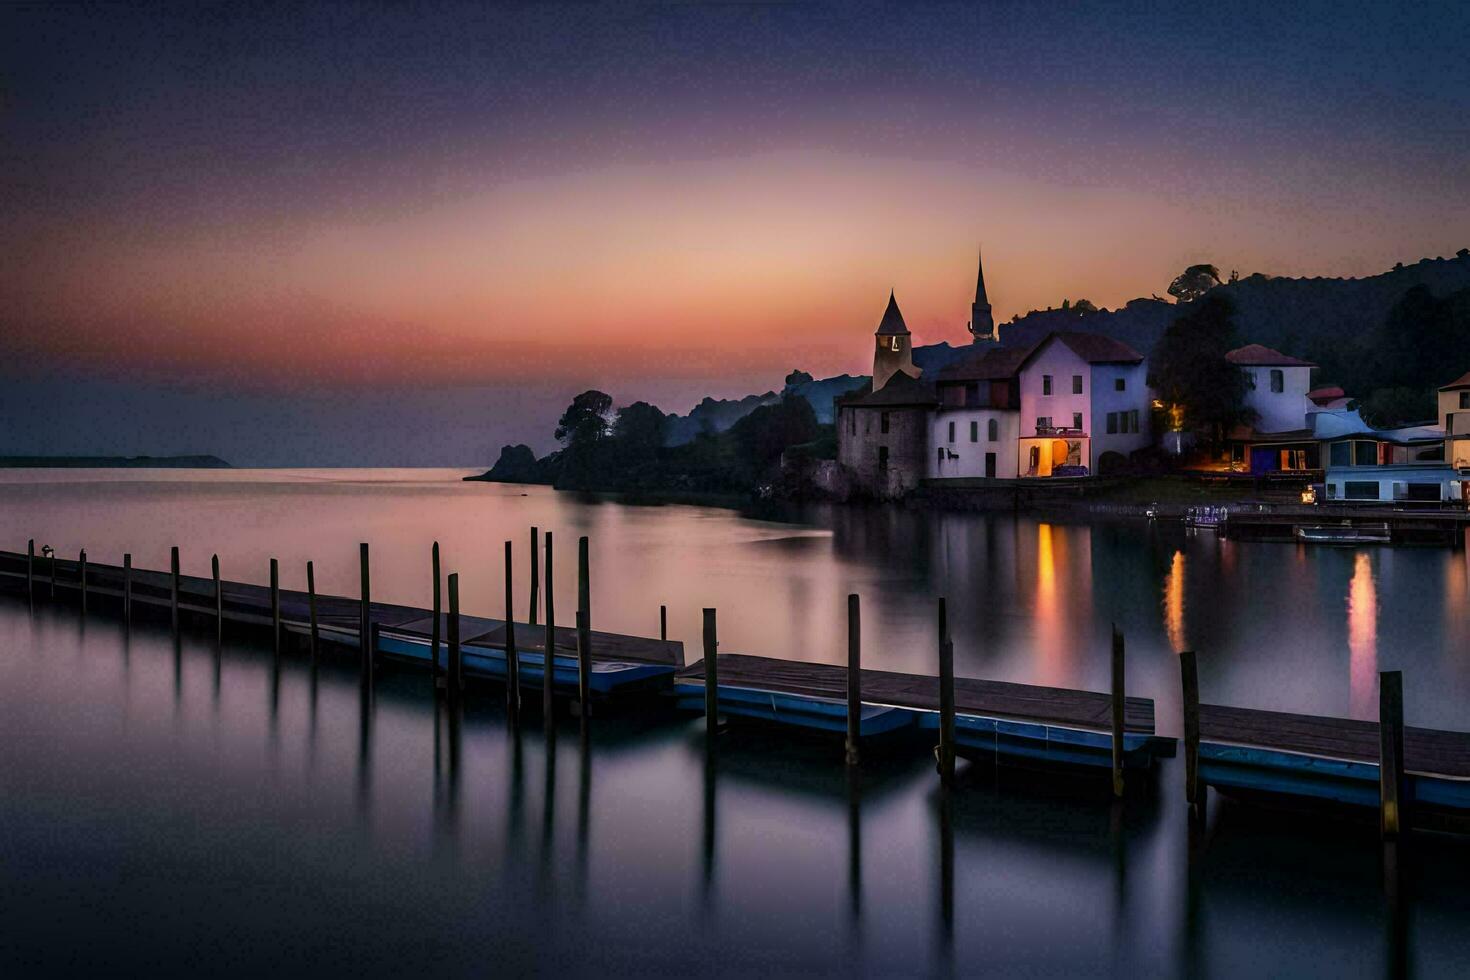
[0, 455, 231, 469]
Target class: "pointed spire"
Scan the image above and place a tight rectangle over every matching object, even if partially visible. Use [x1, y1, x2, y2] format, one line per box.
[974, 247, 989, 306]
[875, 289, 910, 336]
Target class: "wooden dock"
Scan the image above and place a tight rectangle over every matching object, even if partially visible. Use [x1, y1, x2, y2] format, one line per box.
[0, 548, 682, 698]
[675, 652, 1175, 773]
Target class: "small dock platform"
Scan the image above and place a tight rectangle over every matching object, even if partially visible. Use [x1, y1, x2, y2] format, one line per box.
[676, 653, 1175, 772]
[1196, 703, 1470, 816]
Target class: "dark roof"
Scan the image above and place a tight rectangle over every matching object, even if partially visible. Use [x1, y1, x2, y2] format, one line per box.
[936, 343, 1034, 382]
[1226, 344, 1316, 367]
[974, 247, 989, 306]
[1440, 371, 1470, 391]
[875, 290, 909, 336]
[841, 370, 936, 408]
[1019, 331, 1144, 368]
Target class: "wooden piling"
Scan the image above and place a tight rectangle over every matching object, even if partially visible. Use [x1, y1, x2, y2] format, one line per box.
[1111, 626, 1126, 799]
[270, 558, 281, 658]
[170, 546, 180, 635]
[543, 531, 555, 719]
[660, 604, 668, 641]
[846, 593, 861, 767]
[1379, 670, 1406, 840]
[79, 549, 87, 616]
[504, 540, 520, 717]
[937, 597, 955, 784]
[529, 526, 540, 627]
[703, 608, 719, 734]
[1180, 650, 1202, 810]
[448, 572, 462, 699]
[360, 543, 373, 683]
[576, 536, 591, 717]
[306, 560, 319, 662]
[26, 539, 34, 605]
[122, 553, 132, 629]
[431, 541, 441, 686]
[211, 554, 222, 643]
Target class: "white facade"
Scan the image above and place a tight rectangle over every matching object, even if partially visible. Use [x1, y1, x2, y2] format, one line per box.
[928, 409, 1020, 479]
[1437, 384, 1470, 468]
[1240, 364, 1315, 433]
[1015, 337, 1152, 475]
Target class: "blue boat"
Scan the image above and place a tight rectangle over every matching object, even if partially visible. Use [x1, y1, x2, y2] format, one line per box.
[915, 711, 1172, 771]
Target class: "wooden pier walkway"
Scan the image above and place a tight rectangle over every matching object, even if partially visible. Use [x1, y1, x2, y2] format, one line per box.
[0, 548, 683, 697]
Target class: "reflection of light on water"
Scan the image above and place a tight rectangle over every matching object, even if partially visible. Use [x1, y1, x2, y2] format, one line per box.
[1164, 549, 1186, 652]
[1035, 523, 1060, 685]
[1348, 552, 1378, 720]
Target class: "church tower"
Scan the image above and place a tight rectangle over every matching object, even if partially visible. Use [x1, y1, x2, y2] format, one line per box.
[873, 290, 919, 391]
[968, 247, 996, 342]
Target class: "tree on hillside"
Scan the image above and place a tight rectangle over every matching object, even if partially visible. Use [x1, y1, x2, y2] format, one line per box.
[611, 400, 666, 460]
[1167, 264, 1222, 304]
[1147, 294, 1253, 442]
[1354, 387, 1435, 429]
[555, 390, 613, 446]
[729, 394, 819, 481]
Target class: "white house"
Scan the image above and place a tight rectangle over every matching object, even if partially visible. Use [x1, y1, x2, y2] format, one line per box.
[929, 331, 1151, 479]
[1015, 333, 1151, 477]
[1227, 344, 1317, 433]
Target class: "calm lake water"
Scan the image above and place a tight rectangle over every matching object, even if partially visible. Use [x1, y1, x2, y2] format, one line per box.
[2, 468, 1469, 977]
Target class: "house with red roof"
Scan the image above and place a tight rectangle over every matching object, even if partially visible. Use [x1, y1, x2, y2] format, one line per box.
[1438, 371, 1470, 469]
[1222, 343, 1322, 474]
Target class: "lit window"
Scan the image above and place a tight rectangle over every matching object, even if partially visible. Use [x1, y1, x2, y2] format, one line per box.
[890, 337, 901, 352]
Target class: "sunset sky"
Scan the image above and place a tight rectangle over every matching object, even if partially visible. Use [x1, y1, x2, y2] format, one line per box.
[3, 2, 1468, 463]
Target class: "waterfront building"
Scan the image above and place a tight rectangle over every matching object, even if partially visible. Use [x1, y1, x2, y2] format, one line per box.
[1223, 344, 1322, 473]
[836, 291, 938, 499]
[1438, 371, 1470, 468]
[838, 252, 1155, 496]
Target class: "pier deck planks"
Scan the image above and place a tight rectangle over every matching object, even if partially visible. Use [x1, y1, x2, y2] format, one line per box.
[679, 653, 1157, 734]
[1200, 703, 1470, 780]
[0, 550, 681, 668]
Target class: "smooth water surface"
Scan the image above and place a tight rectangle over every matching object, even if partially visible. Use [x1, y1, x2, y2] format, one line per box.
[2, 469, 1469, 977]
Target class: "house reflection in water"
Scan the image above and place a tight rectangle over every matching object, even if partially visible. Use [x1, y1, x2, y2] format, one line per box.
[1164, 549, 1186, 653]
[1348, 551, 1378, 720]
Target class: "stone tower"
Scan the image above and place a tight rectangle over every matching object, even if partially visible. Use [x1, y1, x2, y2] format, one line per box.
[968, 247, 996, 342]
[873, 290, 919, 391]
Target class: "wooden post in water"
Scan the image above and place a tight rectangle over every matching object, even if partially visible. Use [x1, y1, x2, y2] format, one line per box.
[846, 593, 861, 767]
[660, 605, 668, 641]
[270, 558, 281, 658]
[576, 536, 592, 717]
[122, 553, 132, 629]
[1111, 626, 1126, 799]
[431, 542, 442, 687]
[170, 546, 180, 636]
[1379, 670, 1406, 840]
[448, 573, 462, 700]
[543, 531, 555, 719]
[306, 560, 319, 663]
[1180, 650, 1203, 811]
[703, 608, 719, 735]
[78, 549, 87, 616]
[937, 597, 955, 785]
[359, 543, 372, 683]
[26, 539, 34, 606]
[529, 526, 540, 627]
[211, 554, 222, 644]
[504, 540, 520, 718]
